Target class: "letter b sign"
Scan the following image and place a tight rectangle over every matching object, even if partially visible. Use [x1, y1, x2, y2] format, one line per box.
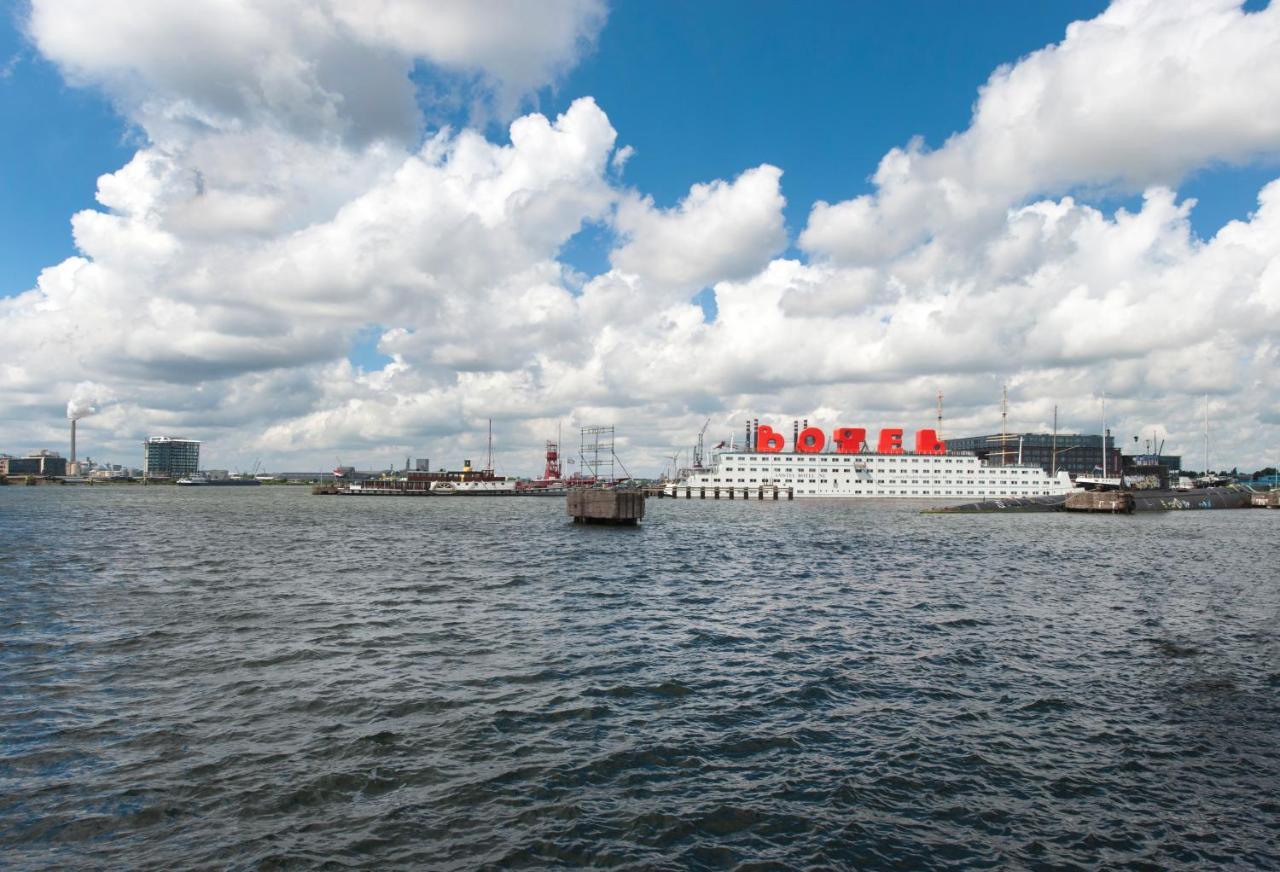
[756, 425, 785, 453]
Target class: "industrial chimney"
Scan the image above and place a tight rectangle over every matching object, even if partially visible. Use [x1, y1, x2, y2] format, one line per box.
[70, 418, 77, 467]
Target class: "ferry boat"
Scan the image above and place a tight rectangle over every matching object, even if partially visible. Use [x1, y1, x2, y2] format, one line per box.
[429, 477, 517, 495]
[347, 458, 517, 496]
[665, 421, 1074, 499]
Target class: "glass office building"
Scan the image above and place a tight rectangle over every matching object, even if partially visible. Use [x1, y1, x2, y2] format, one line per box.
[143, 436, 200, 478]
[944, 433, 1121, 477]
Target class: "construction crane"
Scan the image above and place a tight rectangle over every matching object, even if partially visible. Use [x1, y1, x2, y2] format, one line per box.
[692, 418, 711, 470]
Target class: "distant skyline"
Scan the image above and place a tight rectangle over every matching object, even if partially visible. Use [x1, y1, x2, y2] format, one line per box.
[2, 0, 1278, 474]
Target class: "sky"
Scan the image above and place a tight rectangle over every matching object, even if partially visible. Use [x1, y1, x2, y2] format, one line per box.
[1, 0, 1278, 476]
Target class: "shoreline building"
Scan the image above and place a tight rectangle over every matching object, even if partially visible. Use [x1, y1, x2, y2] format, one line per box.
[944, 432, 1120, 477]
[143, 436, 200, 479]
[0, 450, 67, 477]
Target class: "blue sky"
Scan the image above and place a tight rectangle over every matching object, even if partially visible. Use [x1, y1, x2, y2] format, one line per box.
[5, 0, 1274, 302]
[0, 9, 130, 295]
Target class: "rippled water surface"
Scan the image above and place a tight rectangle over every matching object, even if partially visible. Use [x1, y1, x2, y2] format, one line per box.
[2, 486, 1278, 869]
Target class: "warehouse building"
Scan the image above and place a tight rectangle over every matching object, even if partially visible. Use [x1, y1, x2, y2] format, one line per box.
[0, 450, 67, 477]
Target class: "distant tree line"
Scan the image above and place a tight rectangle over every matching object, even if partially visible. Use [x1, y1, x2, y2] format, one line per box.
[1179, 466, 1277, 480]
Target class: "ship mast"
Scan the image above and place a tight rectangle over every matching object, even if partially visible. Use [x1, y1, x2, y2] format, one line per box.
[1101, 392, 1107, 480]
[486, 418, 493, 473]
[936, 390, 943, 438]
[1203, 394, 1209, 476]
[1000, 384, 1008, 466]
[1052, 404, 1058, 476]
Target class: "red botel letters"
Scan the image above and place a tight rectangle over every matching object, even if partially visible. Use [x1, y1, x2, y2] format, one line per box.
[833, 427, 866, 454]
[877, 428, 904, 454]
[796, 427, 826, 453]
[749, 421, 946, 455]
[756, 424, 785, 453]
[914, 428, 946, 455]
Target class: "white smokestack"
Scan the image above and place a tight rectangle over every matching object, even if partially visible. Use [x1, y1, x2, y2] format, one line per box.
[66, 382, 116, 474]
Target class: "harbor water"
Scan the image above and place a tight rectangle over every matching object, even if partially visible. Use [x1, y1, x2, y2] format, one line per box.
[2, 487, 1278, 868]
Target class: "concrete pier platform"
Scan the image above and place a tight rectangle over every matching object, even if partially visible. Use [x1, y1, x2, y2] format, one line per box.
[567, 488, 645, 525]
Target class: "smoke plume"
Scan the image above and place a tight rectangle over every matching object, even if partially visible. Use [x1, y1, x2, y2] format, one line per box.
[66, 382, 116, 420]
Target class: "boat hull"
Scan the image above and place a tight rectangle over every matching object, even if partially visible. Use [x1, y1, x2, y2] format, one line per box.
[928, 486, 1256, 513]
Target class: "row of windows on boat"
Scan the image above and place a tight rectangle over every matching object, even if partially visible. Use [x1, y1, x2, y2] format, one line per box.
[675, 486, 1054, 495]
[721, 468, 1039, 476]
[698, 478, 1043, 486]
[792, 490, 1054, 495]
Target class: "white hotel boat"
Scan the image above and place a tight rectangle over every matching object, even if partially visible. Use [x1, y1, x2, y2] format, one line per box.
[667, 450, 1074, 499]
[665, 420, 1076, 499]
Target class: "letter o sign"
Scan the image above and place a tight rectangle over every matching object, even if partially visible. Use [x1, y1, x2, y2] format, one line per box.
[796, 427, 826, 454]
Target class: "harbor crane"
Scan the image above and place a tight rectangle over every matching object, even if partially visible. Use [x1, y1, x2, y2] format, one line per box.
[691, 418, 711, 470]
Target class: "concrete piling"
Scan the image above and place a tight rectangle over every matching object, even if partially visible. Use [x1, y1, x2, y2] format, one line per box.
[568, 488, 645, 525]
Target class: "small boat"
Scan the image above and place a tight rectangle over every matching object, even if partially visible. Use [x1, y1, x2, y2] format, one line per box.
[176, 473, 262, 487]
[1075, 474, 1123, 491]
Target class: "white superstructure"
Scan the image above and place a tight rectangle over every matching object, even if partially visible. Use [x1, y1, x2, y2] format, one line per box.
[666, 450, 1074, 499]
[430, 478, 516, 495]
